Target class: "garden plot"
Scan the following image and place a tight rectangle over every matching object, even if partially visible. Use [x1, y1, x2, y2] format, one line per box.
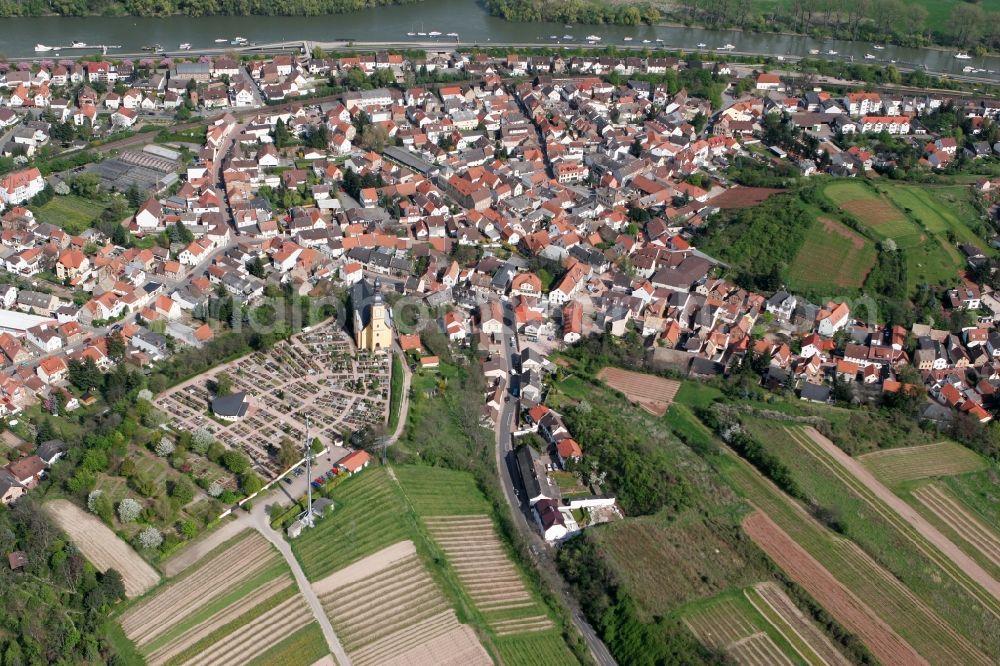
[154, 320, 389, 479]
[46, 500, 160, 598]
[424, 515, 554, 635]
[313, 541, 491, 666]
[684, 596, 795, 666]
[118, 530, 282, 649]
[859, 442, 987, 486]
[595, 367, 681, 417]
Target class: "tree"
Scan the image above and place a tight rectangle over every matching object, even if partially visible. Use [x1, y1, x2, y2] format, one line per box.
[69, 172, 101, 198]
[360, 124, 388, 152]
[170, 477, 195, 505]
[246, 256, 266, 278]
[67, 357, 102, 391]
[240, 472, 263, 496]
[207, 481, 224, 498]
[222, 449, 250, 475]
[276, 438, 300, 468]
[101, 569, 126, 602]
[137, 527, 163, 550]
[191, 428, 213, 455]
[214, 372, 232, 397]
[155, 437, 175, 457]
[117, 498, 141, 523]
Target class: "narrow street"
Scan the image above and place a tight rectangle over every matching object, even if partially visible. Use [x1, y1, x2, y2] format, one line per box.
[494, 302, 617, 666]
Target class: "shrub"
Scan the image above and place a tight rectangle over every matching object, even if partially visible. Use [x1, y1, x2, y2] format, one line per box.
[137, 527, 163, 550]
[191, 427, 213, 455]
[155, 437, 175, 457]
[117, 498, 142, 523]
[207, 481, 223, 498]
[86, 490, 103, 513]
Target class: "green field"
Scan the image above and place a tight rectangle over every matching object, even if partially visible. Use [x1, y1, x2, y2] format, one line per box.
[292, 466, 413, 580]
[393, 464, 492, 516]
[717, 447, 991, 665]
[822, 180, 977, 291]
[743, 421, 1000, 657]
[683, 590, 808, 666]
[31, 194, 106, 234]
[245, 624, 329, 666]
[787, 215, 878, 292]
[494, 631, 580, 666]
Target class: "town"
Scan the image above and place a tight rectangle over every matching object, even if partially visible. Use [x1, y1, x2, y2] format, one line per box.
[1, 42, 1000, 666]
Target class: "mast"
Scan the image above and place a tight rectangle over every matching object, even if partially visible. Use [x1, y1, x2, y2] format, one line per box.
[303, 416, 314, 526]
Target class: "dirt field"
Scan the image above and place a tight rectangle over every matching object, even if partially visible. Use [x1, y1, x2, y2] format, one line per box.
[425, 515, 554, 635]
[709, 186, 786, 209]
[792, 427, 1000, 606]
[176, 594, 313, 666]
[749, 583, 852, 666]
[913, 483, 1000, 570]
[145, 576, 293, 666]
[684, 596, 794, 666]
[596, 367, 680, 417]
[859, 442, 987, 486]
[45, 499, 159, 598]
[314, 541, 491, 666]
[742, 511, 927, 666]
[119, 530, 279, 647]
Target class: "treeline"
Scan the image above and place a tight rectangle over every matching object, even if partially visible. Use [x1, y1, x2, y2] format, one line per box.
[556, 534, 726, 665]
[696, 193, 813, 293]
[0, 0, 416, 17]
[485, 0, 661, 26]
[672, 0, 1000, 51]
[0, 498, 132, 665]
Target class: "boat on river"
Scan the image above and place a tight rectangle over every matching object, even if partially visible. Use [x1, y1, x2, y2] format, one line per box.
[696, 42, 706, 48]
[71, 41, 86, 47]
[586, 35, 601, 41]
[623, 37, 632, 42]
[717, 43, 735, 51]
[179, 42, 191, 50]
[955, 52, 972, 60]
[872, 44, 885, 49]
[34, 44, 56, 52]
[864, 53, 876, 59]
[214, 38, 227, 43]
[428, 31, 441, 36]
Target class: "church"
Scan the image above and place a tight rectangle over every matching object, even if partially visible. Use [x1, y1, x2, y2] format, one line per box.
[351, 278, 393, 352]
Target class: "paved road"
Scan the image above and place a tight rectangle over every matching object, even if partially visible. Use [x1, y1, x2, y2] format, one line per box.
[493, 302, 617, 666]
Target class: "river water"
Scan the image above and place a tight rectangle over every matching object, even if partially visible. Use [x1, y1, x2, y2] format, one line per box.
[5, 0, 1000, 81]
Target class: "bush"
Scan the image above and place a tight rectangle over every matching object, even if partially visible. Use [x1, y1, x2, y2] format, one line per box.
[207, 481, 224, 497]
[191, 427, 213, 455]
[117, 498, 142, 523]
[137, 527, 163, 550]
[222, 450, 250, 475]
[155, 437, 175, 457]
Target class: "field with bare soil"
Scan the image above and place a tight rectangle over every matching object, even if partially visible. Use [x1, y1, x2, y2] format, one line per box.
[721, 453, 991, 665]
[859, 442, 987, 486]
[596, 367, 680, 416]
[742, 511, 927, 666]
[45, 499, 159, 598]
[314, 541, 491, 666]
[747, 583, 851, 666]
[119, 531, 280, 647]
[913, 483, 1000, 570]
[684, 596, 797, 666]
[424, 515, 554, 635]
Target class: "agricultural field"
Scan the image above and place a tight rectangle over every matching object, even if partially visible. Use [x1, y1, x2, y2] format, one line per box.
[494, 631, 580, 666]
[116, 529, 322, 666]
[292, 466, 412, 580]
[683, 593, 801, 666]
[593, 510, 769, 614]
[424, 515, 554, 635]
[821, 180, 962, 289]
[313, 541, 492, 666]
[885, 184, 992, 253]
[31, 194, 106, 233]
[746, 583, 852, 666]
[823, 181, 918, 242]
[595, 367, 681, 416]
[742, 511, 927, 666]
[719, 448, 992, 665]
[859, 441, 988, 486]
[747, 420, 1000, 656]
[912, 483, 1000, 574]
[393, 464, 492, 516]
[45, 499, 159, 598]
[786, 216, 877, 291]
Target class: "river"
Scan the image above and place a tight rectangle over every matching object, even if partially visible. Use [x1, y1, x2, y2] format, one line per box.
[5, 0, 1000, 82]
